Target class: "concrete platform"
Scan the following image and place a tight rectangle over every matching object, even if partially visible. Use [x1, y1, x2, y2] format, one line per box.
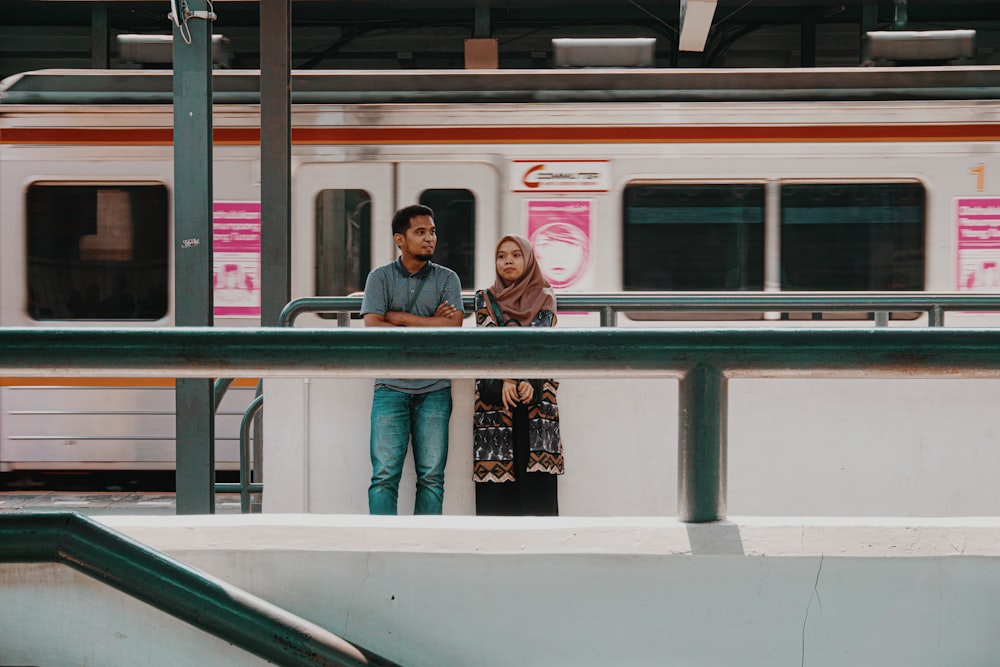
[5, 515, 1000, 666]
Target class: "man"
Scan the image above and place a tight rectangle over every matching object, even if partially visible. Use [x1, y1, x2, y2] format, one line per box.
[360, 204, 464, 515]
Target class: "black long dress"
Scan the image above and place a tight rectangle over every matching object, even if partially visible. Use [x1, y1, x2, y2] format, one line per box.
[474, 379, 559, 516]
[473, 290, 563, 516]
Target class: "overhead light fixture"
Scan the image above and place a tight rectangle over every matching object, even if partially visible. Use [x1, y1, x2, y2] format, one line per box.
[679, 0, 718, 53]
[552, 38, 656, 68]
[867, 30, 975, 63]
[117, 34, 232, 67]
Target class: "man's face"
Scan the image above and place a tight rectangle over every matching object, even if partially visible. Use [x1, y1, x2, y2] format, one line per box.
[396, 214, 437, 262]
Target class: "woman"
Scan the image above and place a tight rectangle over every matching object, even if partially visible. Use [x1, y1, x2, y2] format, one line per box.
[473, 234, 563, 516]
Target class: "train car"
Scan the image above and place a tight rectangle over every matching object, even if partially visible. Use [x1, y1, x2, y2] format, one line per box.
[1, 65, 999, 509]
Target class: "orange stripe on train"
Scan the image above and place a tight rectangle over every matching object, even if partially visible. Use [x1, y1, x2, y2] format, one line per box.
[0, 377, 260, 388]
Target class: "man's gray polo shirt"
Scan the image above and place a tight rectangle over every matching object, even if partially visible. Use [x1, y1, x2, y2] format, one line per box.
[360, 258, 464, 394]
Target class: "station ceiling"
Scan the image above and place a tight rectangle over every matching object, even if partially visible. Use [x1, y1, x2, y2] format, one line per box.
[2, 1, 998, 76]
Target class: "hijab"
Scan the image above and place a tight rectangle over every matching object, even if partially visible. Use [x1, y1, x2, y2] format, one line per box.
[489, 234, 557, 326]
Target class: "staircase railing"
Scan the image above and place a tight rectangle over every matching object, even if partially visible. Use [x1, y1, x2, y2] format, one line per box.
[0, 511, 397, 666]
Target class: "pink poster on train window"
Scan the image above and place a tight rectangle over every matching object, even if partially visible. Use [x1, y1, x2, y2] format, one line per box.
[213, 201, 261, 318]
[526, 199, 592, 289]
[957, 197, 1000, 292]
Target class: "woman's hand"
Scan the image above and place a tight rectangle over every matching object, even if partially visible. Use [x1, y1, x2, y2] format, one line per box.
[501, 379, 534, 409]
[501, 379, 520, 410]
[517, 380, 534, 404]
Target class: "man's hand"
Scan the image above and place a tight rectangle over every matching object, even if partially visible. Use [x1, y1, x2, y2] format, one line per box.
[435, 301, 461, 321]
[371, 302, 462, 328]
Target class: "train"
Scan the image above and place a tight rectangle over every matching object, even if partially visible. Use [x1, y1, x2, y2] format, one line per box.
[1, 63, 1000, 507]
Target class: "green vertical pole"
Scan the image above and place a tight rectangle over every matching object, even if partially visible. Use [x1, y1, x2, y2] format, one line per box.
[860, 0, 878, 64]
[173, 0, 215, 514]
[260, 0, 291, 327]
[892, 0, 908, 31]
[90, 3, 109, 69]
[474, 2, 490, 38]
[800, 10, 816, 68]
[678, 363, 726, 522]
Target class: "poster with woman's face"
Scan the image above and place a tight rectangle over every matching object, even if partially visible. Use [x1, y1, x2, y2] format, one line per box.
[526, 199, 592, 289]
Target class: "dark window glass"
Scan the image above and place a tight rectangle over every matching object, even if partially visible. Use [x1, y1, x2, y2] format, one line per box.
[780, 183, 925, 290]
[315, 189, 371, 296]
[26, 184, 169, 320]
[623, 183, 764, 290]
[419, 189, 474, 289]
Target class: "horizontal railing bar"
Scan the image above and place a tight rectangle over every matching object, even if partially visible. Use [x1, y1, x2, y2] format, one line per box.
[215, 482, 263, 494]
[557, 292, 1000, 311]
[279, 293, 1000, 327]
[3, 327, 1000, 378]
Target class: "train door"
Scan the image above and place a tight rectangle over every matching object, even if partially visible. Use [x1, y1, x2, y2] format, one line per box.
[292, 160, 499, 320]
[291, 162, 389, 325]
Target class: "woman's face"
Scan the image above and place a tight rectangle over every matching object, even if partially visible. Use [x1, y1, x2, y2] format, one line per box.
[495, 239, 526, 285]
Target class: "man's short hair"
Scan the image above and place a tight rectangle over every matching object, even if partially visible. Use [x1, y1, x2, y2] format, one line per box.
[392, 204, 435, 236]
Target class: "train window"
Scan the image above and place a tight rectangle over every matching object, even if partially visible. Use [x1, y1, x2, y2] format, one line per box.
[315, 189, 371, 297]
[26, 184, 169, 320]
[623, 184, 765, 291]
[419, 189, 474, 289]
[780, 183, 925, 290]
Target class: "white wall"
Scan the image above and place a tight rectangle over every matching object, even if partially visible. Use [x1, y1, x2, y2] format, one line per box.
[264, 377, 677, 515]
[5, 515, 1000, 666]
[265, 376, 1000, 517]
[728, 378, 1000, 516]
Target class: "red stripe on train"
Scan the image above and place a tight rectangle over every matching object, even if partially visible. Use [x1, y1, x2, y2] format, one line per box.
[2, 124, 999, 145]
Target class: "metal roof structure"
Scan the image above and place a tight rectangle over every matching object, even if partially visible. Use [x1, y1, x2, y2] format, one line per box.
[2, 0, 998, 78]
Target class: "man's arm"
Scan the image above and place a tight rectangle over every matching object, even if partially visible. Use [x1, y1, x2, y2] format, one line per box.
[431, 272, 464, 327]
[373, 301, 462, 327]
[363, 312, 395, 327]
[361, 269, 463, 327]
[360, 269, 391, 326]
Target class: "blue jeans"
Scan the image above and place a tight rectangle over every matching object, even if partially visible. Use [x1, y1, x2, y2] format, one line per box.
[369, 386, 452, 515]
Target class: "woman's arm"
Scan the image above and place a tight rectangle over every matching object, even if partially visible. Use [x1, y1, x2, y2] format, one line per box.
[517, 309, 557, 403]
[476, 378, 504, 404]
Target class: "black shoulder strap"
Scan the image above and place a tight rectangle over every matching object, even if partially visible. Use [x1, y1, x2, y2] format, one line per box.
[487, 290, 505, 325]
[404, 274, 429, 313]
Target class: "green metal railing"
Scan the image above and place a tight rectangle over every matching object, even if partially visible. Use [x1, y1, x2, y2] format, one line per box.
[213, 378, 263, 509]
[278, 291, 1000, 328]
[5, 320, 1000, 521]
[222, 291, 1000, 509]
[214, 392, 264, 512]
[271, 291, 1000, 520]
[0, 512, 396, 666]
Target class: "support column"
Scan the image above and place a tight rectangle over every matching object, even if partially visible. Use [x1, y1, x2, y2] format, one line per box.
[260, 0, 292, 326]
[256, 0, 291, 508]
[173, 0, 216, 514]
[678, 364, 727, 522]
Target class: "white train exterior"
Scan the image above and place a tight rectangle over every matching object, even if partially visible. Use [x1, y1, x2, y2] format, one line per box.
[1, 66, 999, 515]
